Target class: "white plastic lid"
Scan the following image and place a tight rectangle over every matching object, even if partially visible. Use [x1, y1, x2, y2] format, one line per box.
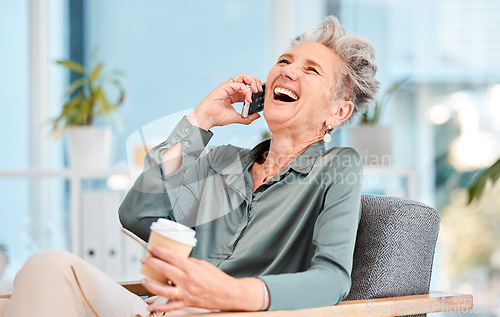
[150, 219, 197, 247]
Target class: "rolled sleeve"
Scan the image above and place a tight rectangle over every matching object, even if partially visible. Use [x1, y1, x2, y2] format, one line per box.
[119, 116, 213, 241]
[152, 116, 213, 177]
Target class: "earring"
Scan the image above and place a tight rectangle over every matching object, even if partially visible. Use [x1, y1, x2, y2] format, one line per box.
[323, 125, 332, 143]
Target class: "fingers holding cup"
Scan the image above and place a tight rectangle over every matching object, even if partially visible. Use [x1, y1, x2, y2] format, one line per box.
[140, 219, 196, 284]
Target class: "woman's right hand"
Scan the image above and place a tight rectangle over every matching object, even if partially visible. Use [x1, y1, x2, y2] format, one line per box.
[187, 73, 263, 131]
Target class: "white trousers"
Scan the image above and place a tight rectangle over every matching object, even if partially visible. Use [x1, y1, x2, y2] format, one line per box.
[1, 249, 150, 317]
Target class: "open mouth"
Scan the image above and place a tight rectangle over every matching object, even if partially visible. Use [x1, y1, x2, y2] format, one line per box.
[273, 87, 299, 102]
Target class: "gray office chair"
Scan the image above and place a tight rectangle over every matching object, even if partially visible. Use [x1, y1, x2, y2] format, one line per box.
[345, 194, 441, 315]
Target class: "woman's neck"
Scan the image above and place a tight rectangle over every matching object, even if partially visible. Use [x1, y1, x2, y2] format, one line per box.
[264, 132, 321, 171]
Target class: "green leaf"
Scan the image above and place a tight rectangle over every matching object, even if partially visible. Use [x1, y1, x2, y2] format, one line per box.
[56, 60, 85, 74]
[372, 103, 381, 125]
[96, 87, 113, 116]
[62, 78, 85, 99]
[52, 91, 84, 130]
[468, 158, 500, 204]
[77, 99, 91, 125]
[90, 63, 103, 82]
[67, 92, 85, 124]
[467, 176, 486, 204]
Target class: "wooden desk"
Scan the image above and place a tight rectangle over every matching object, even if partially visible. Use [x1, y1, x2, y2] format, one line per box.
[0, 289, 472, 316]
[118, 282, 473, 316]
[185, 292, 472, 317]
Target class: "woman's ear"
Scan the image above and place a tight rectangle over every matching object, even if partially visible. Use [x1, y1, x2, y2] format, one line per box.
[331, 100, 354, 126]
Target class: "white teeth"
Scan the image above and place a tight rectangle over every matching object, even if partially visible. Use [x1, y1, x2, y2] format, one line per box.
[274, 87, 298, 101]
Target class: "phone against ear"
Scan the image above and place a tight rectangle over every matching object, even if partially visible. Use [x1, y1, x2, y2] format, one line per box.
[241, 84, 266, 118]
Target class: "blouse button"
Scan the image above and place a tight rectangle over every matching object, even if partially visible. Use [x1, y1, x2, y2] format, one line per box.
[184, 127, 191, 133]
[183, 140, 190, 147]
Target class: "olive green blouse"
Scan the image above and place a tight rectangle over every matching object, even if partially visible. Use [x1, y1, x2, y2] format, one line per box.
[119, 116, 363, 310]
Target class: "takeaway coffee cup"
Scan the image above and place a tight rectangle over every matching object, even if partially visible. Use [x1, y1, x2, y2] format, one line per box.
[141, 219, 197, 283]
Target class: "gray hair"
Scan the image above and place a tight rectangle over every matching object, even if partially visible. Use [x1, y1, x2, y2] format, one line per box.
[290, 16, 379, 127]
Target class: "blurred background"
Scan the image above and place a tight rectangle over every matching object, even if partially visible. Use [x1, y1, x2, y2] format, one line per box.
[1, 0, 500, 315]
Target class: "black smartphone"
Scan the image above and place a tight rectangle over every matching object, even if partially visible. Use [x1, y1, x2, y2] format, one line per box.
[241, 84, 266, 118]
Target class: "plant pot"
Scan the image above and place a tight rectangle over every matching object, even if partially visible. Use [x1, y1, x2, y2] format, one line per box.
[347, 126, 392, 167]
[66, 126, 111, 169]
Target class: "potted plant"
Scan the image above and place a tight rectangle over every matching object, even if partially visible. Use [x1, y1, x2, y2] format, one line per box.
[347, 77, 409, 167]
[53, 50, 125, 169]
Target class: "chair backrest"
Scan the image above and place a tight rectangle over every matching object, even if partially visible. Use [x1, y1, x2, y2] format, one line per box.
[346, 194, 440, 301]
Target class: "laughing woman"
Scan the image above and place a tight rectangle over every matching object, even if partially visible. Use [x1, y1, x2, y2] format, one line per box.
[1, 16, 378, 316]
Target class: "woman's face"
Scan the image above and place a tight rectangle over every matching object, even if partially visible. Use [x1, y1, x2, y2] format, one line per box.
[263, 42, 347, 139]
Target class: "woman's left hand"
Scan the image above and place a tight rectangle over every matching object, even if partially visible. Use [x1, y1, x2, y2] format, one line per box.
[140, 246, 264, 312]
